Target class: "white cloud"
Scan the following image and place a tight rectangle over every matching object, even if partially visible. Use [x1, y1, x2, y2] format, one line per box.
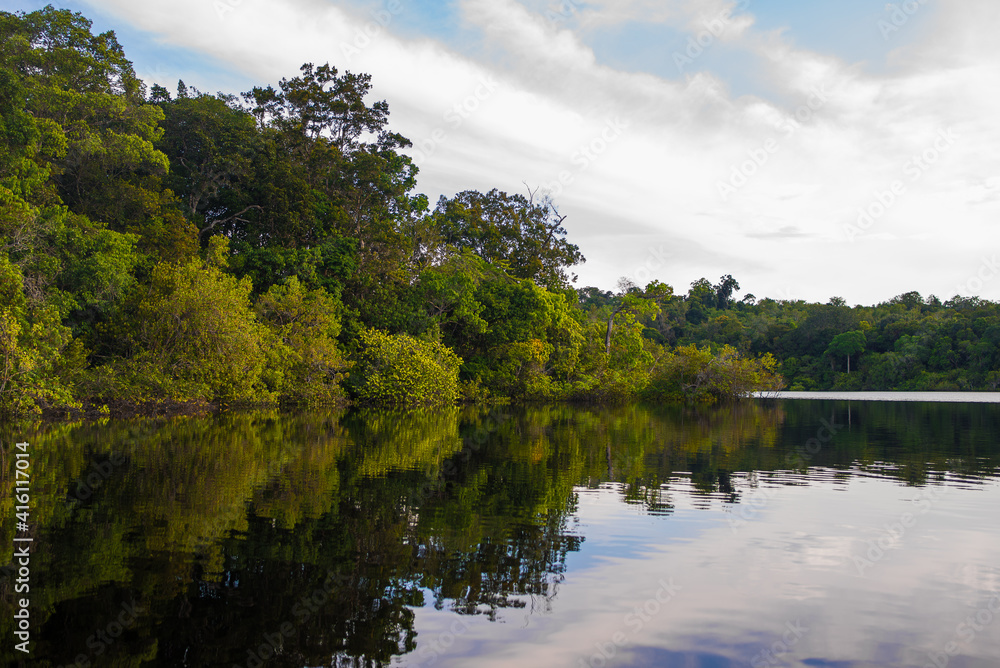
[91, 0, 1000, 303]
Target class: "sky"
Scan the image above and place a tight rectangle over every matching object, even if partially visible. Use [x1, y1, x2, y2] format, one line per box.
[406, 478, 1000, 667]
[5, 0, 999, 305]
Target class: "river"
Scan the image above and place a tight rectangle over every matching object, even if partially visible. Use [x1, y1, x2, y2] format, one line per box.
[2, 398, 998, 667]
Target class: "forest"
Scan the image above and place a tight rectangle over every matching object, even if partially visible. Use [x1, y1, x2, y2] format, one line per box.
[1, 7, 996, 417]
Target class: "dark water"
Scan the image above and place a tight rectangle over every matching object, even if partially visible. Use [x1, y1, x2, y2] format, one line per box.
[1, 401, 999, 668]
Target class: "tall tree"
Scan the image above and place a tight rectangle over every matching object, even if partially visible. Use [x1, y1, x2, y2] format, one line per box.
[432, 188, 584, 289]
[714, 274, 741, 309]
[1, 6, 197, 260]
[152, 87, 260, 243]
[603, 279, 673, 355]
[825, 330, 866, 373]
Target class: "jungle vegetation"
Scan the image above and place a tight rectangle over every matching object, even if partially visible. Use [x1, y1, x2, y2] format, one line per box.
[1, 7, 994, 416]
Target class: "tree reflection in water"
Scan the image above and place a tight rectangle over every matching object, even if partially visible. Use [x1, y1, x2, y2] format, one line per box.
[1, 399, 998, 666]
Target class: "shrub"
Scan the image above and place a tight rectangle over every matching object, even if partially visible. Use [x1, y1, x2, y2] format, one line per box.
[0, 255, 82, 415]
[105, 238, 269, 403]
[645, 344, 784, 403]
[255, 277, 349, 405]
[350, 329, 461, 406]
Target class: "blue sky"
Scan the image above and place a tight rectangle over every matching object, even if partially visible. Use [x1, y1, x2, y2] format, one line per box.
[3, 0, 997, 304]
[2, 0, 937, 103]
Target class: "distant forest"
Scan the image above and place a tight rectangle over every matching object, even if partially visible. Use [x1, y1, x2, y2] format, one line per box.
[1, 7, 995, 416]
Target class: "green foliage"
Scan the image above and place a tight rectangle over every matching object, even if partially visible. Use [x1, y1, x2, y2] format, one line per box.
[153, 89, 259, 239]
[1, 6, 198, 261]
[412, 251, 491, 339]
[572, 311, 654, 402]
[8, 3, 989, 414]
[102, 238, 268, 403]
[636, 284, 1000, 392]
[0, 255, 82, 415]
[645, 344, 784, 403]
[432, 188, 584, 288]
[456, 278, 585, 400]
[349, 328, 462, 406]
[255, 277, 349, 405]
[825, 330, 866, 372]
[238, 234, 356, 290]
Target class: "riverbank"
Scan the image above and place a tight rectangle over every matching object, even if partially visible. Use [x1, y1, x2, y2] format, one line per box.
[753, 391, 1000, 403]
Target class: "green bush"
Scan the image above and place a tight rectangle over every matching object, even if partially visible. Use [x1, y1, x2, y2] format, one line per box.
[567, 313, 654, 403]
[0, 255, 82, 415]
[645, 344, 784, 403]
[102, 238, 269, 404]
[255, 277, 349, 405]
[350, 329, 462, 406]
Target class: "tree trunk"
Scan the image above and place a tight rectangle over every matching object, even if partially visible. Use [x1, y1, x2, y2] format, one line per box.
[605, 304, 627, 355]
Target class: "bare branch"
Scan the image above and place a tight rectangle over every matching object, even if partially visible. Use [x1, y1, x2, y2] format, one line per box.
[199, 205, 262, 238]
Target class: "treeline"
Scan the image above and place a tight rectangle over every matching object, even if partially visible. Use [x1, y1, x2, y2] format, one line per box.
[0, 7, 786, 415]
[3, 8, 996, 417]
[623, 277, 1000, 392]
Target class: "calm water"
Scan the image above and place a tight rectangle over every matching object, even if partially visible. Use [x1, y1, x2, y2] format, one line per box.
[757, 391, 1000, 403]
[2, 400, 999, 667]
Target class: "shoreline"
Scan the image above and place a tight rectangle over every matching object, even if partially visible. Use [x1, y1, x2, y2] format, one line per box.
[753, 391, 1000, 403]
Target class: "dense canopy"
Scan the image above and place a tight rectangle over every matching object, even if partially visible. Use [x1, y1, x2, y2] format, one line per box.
[1, 7, 996, 416]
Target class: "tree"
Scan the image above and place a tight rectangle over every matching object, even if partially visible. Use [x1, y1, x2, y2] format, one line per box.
[0, 255, 82, 415]
[685, 278, 715, 324]
[604, 279, 673, 355]
[825, 330, 866, 373]
[255, 277, 350, 404]
[108, 237, 269, 402]
[714, 274, 740, 309]
[457, 276, 585, 400]
[412, 251, 491, 341]
[646, 344, 784, 402]
[889, 291, 924, 311]
[153, 88, 260, 243]
[244, 62, 392, 151]
[432, 188, 584, 289]
[1, 7, 198, 261]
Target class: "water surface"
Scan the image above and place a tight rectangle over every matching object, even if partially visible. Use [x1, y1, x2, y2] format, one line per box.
[2, 401, 998, 667]
[756, 390, 1000, 402]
